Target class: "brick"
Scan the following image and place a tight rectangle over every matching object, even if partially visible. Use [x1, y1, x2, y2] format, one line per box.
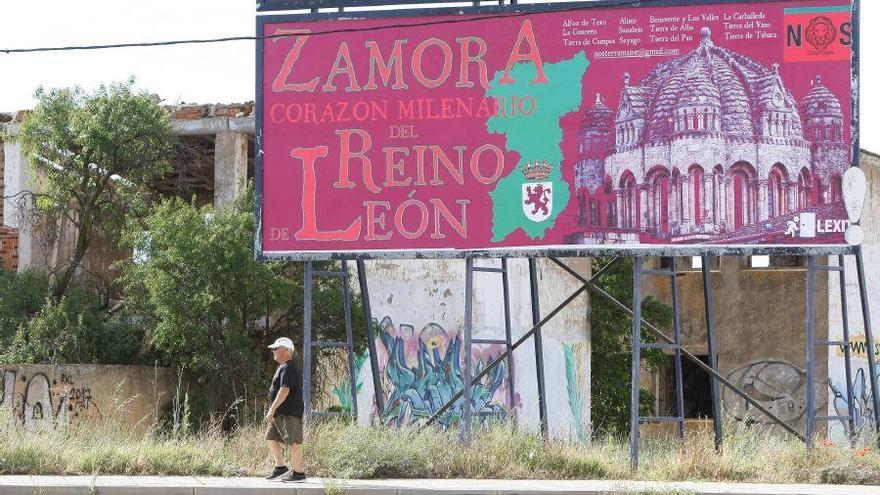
[172, 105, 210, 120]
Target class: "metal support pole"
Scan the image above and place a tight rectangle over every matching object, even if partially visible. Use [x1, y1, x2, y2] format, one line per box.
[461, 257, 475, 442]
[529, 257, 549, 439]
[855, 247, 880, 448]
[630, 257, 644, 470]
[501, 258, 517, 414]
[838, 255, 857, 444]
[806, 256, 816, 448]
[550, 257, 806, 442]
[670, 258, 686, 441]
[341, 260, 359, 421]
[701, 255, 723, 451]
[302, 261, 314, 421]
[357, 260, 385, 419]
[421, 258, 620, 430]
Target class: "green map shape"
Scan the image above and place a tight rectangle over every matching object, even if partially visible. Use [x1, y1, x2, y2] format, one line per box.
[487, 52, 589, 242]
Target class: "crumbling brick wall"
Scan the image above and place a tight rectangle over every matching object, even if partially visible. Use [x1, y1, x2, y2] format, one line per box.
[0, 130, 20, 272]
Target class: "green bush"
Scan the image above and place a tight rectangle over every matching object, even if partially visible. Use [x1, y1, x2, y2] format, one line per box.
[0, 269, 143, 365]
[120, 183, 366, 425]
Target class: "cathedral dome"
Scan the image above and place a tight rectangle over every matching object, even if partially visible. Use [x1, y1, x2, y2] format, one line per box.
[622, 27, 804, 141]
[674, 66, 723, 109]
[801, 75, 843, 120]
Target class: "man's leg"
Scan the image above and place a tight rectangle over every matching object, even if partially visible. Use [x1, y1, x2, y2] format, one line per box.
[290, 443, 305, 473]
[267, 440, 285, 467]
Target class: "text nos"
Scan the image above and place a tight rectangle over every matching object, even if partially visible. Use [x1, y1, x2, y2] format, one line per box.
[786, 17, 852, 49]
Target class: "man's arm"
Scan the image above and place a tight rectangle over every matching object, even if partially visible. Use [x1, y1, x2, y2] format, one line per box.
[267, 386, 290, 420]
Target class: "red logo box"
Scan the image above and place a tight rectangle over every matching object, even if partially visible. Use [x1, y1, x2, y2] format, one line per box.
[784, 6, 852, 62]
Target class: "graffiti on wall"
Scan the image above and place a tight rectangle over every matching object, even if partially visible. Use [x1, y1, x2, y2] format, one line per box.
[830, 368, 879, 437]
[373, 316, 515, 428]
[332, 353, 368, 413]
[722, 360, 825, 425]
[563, 343, 587, 440]
[0, 369, 101, 427]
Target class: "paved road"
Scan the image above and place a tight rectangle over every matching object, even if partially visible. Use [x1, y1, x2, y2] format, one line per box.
[1, 476, 879, 494]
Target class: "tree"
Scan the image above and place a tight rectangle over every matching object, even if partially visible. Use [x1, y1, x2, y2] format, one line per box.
[121, 185, 364, 423]
[590, 257, 671, 436]
[14, 80, 173, 301]
[0, 268, 144, 366]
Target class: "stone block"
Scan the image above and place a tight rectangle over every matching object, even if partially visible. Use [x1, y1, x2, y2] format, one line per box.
[12, 110, 31, 123]
[212, 104, 253, 118]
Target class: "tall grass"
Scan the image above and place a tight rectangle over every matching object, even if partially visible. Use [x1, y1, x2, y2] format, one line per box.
[0, 417, 877, 484]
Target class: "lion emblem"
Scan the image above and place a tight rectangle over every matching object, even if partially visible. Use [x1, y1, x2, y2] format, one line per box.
[806, 16, 837, 52]
[524, 184, 551, 216]
[522, 183, 552, 222]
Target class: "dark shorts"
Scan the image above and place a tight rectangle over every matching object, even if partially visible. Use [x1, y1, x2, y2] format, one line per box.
[265, 415, 303, 445]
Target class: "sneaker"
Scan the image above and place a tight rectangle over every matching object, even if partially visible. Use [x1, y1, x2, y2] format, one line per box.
[265, 465, 289, 480]
[280, 470, 307, 482]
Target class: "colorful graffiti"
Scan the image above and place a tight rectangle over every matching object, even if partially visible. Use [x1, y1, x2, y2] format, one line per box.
[830, 368, 879, 437]
[563, 343, 587, 440]
[374, 316, 512, 428]
[332, 353, 367, 413]
[0, 369, 101, 427]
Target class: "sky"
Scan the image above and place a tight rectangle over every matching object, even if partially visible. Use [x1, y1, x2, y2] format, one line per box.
[0, 0, 877, 152]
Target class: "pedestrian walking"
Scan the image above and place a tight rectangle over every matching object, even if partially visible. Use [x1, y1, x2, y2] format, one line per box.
[264, 337, 307, 482]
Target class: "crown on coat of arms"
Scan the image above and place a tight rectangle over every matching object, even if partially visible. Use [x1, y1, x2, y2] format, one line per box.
[521, 160, 553, 181]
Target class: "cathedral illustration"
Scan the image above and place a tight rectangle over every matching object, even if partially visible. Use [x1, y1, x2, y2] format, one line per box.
[572, 27, 849, 244]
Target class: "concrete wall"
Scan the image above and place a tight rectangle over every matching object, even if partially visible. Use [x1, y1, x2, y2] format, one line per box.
[827, 150, 880, 442]
[0, 364, 176, 429]
[354, 258, 591, 440]
[642, 255, 828, 434]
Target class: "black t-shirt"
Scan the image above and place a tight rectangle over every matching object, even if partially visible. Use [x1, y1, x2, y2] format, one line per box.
[268, 360, 304, 418]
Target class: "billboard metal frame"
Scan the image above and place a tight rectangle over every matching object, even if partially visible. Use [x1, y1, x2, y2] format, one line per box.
[254, 0, 862, 261]
[256, 0, 878, 470]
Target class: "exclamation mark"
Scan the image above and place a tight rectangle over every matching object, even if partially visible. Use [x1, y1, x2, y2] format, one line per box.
[843, 167, 867, 246]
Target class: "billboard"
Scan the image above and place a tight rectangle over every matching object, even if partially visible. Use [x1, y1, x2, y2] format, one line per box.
[256, 0, 857, 259]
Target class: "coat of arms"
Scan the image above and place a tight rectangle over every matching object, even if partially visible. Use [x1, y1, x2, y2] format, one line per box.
[521, 161, 553, 223]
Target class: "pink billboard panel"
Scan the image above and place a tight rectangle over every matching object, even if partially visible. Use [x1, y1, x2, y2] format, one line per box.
[257, 0, 856, 258]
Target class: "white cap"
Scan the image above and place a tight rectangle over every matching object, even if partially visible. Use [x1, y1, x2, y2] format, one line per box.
[268, 337, 295, 351]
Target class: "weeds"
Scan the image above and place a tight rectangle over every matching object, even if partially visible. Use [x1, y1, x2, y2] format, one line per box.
[0, 418, 876, 485]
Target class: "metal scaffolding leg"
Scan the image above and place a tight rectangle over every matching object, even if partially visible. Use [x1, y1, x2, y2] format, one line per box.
[470, 259, 517, 420]
[461, 257, 475, 443]
[356, 260, 385, 421]
[808, 256, 860, 447]
[806, 256, 817, 448]
[529, 257, 549, 439]
[837, 255, 857, 445]
[630, 257, 686, 469]
[550, 257, 806, 443]
[502, 259, 517, 414]
[629, 258, 643, 470]
[302, 260, 359, 421]
[303, 261, 314, 423]
[423, 258, 615, 431]
[701, 255, 723, 451]
[341, 260, 359, 420]
[670, 257, 686, 441]
[855, 247, 880, 448]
